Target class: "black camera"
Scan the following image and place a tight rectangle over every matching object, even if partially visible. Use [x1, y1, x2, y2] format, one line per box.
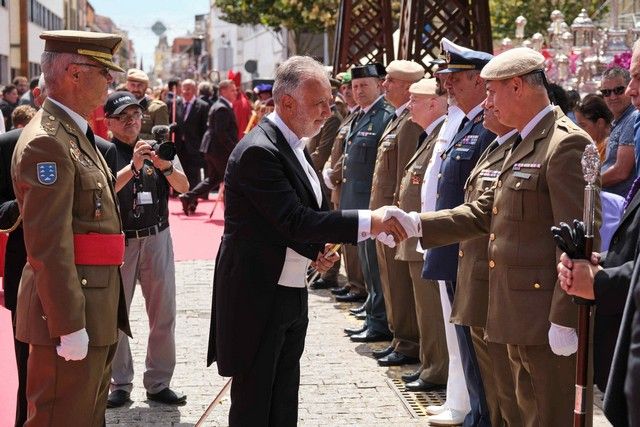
[150, 125, 177, 161]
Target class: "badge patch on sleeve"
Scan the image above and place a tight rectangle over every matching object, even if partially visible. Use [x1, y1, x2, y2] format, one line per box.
[37, 162, 57, 185]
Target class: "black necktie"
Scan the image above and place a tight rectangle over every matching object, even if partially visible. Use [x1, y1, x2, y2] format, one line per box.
[486, 139, 500, 155]
[85, 126, 96, 149]
[416, 131, 428, 150]
[510, 134, 523, 154]
[457, 116, 469, 134]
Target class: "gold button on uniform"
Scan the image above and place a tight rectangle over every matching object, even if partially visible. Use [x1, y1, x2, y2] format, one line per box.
[456, 155, 461, 160]
[48, 115, 55, 120]
[489, 233, 496, 241]
[492, 206, 498, 215]
[458, 250, 464, 257]
[342, 178, 346, 183]
[97, 182, 103, 189]
[81, 278, 88, 286]
[489, 260, 495, 268]
[515, 182, 521, 188]
[533, 283, 541, 289]
[497, 180, 502, 188]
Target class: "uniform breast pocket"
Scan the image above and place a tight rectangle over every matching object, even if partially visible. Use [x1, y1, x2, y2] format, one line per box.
[349, 139, 375, 163]
[78, 170, 110, 221]
[444, 148, 475, 184]
[380, 139, 397, 171]
[503, 173, 539, 221]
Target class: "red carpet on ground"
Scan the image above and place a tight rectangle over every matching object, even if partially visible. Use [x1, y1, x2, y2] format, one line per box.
[0, 195, 224, 423]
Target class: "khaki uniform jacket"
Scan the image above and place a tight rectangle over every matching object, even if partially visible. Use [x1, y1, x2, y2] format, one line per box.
[419, 108, 599, 345]
[308, 109, 343, 173]
[140, 98, 170, 141]
[450, 133, 516, 327]
[328, 110, 358, 206]
[369, 109, 423, 209]
[12, 99, 130, 347]
[395, 120, 443, 262]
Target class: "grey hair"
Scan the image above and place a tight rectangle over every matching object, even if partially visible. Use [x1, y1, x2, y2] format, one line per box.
[40, 52, 87, 90]
[272, 56, 328, 104]
[602, 66, 631, 85]
[520, 71, 546, 88]
[181, 78, 196, 88]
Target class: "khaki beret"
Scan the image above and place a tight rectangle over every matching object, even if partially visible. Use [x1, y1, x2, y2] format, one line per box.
[386, 60, 425, 82]
[126, 68, 149, 84]
[40, 30, 124, 72]
[409, 78, 438, 96]
[480, 47, 545, 81]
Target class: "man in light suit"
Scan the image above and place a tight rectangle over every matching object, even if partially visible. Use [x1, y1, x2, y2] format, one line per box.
[206, 56, 407, 427]
[179, 79, 238, 214]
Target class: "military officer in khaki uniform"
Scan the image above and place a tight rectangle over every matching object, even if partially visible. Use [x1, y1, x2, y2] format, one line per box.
[125, 68, 169, 140]
[369, 60, 424, 365]
[322, 96, 367, 300]
[393, 48, 597, 426]
[453, 106, 521, 426]
[12, 30, 130, 426]
[395, 78, 449, 390]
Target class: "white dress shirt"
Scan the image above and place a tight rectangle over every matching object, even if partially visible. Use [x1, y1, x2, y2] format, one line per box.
[48, 97, 88, 134]
[267, 111, 371, 287]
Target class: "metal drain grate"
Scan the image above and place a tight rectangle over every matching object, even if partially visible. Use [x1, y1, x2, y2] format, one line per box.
[387, 378, 446, 418]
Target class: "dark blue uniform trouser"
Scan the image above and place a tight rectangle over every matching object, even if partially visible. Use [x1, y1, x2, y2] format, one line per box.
[358, 239, 389, 335]
[445, 281, 492, 427]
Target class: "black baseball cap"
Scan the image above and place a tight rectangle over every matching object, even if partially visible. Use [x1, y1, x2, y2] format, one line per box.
[104, 91, 143, 116]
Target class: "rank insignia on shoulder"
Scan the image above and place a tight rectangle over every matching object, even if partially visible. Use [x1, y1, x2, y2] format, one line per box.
[37, 162, 57, 185]
[473, 114, 483, 124]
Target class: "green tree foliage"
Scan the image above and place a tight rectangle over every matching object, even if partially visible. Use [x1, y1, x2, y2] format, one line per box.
[490, 0, 604, 40]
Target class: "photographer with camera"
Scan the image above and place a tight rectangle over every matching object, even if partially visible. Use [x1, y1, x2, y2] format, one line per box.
[102, 91, 189, 408]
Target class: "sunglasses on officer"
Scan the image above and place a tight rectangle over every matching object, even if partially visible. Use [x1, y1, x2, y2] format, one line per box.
[600, 86, 626, 97]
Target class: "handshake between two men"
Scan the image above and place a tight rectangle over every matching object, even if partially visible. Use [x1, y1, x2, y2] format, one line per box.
[311, 207, 419, 273]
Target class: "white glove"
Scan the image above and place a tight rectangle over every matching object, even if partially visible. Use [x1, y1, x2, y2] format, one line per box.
[382, 207, 422, 238]
[56, 328, 89, 361]
[322, 168, 336, 190]
[548, 323, 578, 356]
[376, 232, 397, 248]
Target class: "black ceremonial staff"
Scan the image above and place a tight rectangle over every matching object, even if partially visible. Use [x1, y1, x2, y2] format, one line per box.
[551, 142, 599, 427]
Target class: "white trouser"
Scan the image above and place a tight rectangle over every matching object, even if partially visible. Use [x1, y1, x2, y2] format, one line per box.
[438, 280, 471, 413]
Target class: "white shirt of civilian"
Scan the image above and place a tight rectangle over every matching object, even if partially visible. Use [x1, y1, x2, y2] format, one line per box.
[267, 111, 371, 287]
[0, 109, 5, 134]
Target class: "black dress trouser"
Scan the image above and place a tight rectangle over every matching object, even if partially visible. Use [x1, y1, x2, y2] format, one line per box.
[229, 286, 308, 427]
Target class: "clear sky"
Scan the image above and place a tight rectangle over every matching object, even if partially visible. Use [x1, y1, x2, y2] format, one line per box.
[89, 0, 209, 72]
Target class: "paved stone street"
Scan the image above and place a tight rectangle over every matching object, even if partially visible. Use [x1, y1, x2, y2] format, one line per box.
[106, 260, 611, 426]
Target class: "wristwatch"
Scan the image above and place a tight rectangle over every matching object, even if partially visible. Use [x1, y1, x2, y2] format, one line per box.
[161, 165, 174, 177]
[130, 161, 140, 177]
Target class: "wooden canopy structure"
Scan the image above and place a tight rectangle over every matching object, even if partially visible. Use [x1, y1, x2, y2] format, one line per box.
[333, 0, 493, 76]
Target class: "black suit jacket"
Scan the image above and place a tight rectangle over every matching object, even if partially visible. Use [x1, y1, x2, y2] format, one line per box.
[593, 190, 640, 390]
[173, 97, 209, 164]
[207, 118, 359, 376]
[0, 129, 25, 313]
[603, 236, 640, 427]
[200, 98, 238, 156]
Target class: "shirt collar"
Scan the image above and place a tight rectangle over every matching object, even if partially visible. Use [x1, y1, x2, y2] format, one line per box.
[219, 96, 232, 107]
[612, 104, 635, 126]
[425, 115, 446, 136]
[465, 103, 484, 121]
[496, 128, 518, 146]
[348, 105, 359, 113]
[48, 97, 88, 134]
[267, 111, 305, 150]
[520, 104, 554, 140]
[395, 101, 410, 117]
[360, 94, 384, 115]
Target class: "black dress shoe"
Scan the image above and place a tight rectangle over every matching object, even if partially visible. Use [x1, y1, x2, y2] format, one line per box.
[401, 369, 422, 383]
[178, 195, 192, 216]
[350, 329, 392, 343]
[354, 311, 367, 320]
[349, 305, 366, 315]
[331, 287, 349, 296]
[146, 388, 187, 405]
[335, 291, 366, 303]
[372, 345, 394, 359]
[378, 351, 420, 367]
[310, 278, 337, 290]
[107, 390, 131, 408]
[404, 378, 446, 392]
[344, 324, 367, 336]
